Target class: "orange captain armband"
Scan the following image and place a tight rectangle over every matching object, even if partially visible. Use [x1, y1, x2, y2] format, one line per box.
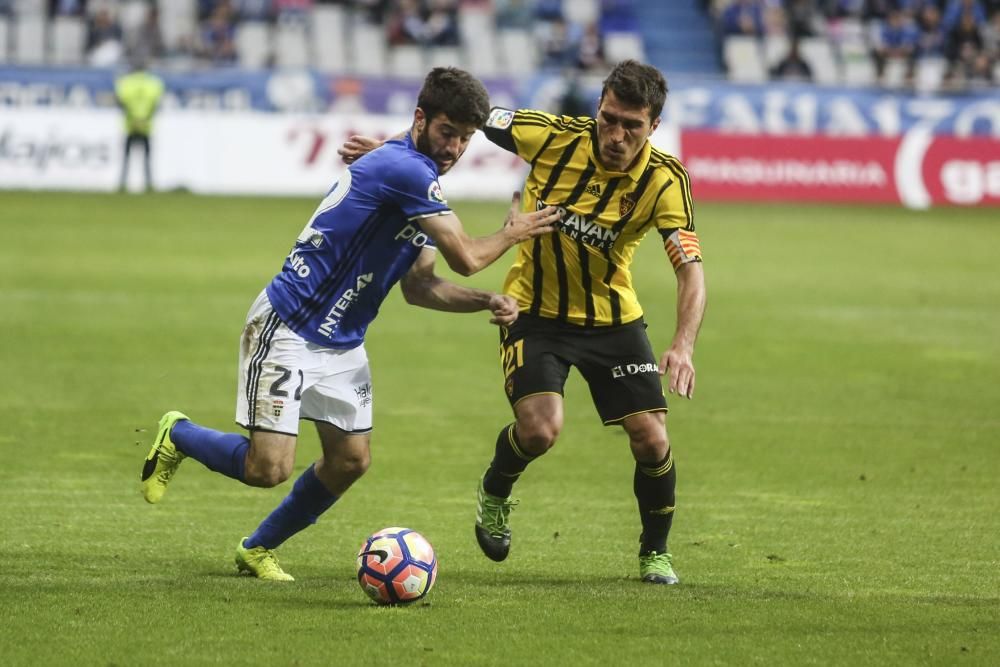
[662, 229, 703, 271]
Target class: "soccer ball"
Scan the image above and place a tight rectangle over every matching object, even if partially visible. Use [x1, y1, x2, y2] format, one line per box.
[356, 527, 437, 605]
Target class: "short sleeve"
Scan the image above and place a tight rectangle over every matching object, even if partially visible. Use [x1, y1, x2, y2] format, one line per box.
[381, 157, 452, 221]
[483, 107, 558, 162]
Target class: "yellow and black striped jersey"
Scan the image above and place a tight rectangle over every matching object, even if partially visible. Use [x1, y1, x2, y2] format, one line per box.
[483, 107, 702, 327]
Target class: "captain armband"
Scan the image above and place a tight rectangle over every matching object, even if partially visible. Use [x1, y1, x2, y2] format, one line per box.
[661, 228, 702, 271]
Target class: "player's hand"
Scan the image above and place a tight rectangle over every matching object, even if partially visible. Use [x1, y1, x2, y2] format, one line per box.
[503, 192, 559, 242]
[338, 135, 383, 164]
[659, 345, 696, 399]
[488, 294, 519, 326]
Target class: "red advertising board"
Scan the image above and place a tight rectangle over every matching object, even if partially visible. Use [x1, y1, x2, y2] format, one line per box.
[680, 130, 1000, 207]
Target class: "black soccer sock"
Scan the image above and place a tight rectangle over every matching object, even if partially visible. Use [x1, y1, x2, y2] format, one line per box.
[634, 451, 676, 555]
[483, 423, 536, 498]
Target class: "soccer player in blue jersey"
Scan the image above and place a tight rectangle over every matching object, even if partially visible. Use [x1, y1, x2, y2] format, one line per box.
[140, 67, 559, 581]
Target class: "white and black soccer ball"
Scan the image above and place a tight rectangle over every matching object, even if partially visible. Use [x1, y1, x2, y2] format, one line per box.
[356, 527, 437, 605]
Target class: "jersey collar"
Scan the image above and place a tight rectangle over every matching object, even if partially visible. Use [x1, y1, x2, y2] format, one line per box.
[589, 128, 652, 183]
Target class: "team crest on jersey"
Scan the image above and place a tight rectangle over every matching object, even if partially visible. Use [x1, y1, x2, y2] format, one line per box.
[619, 192, 637, 217]
[428, 180, 446, 204]
[486, 108, 514, 130]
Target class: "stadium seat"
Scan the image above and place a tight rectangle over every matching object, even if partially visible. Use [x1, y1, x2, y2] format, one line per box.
[723, 35, 766, 83]
[14, 0, 46, 16]
[799, 36, 839, 85]
[427, 46, 461, 69]
[603, 31, 645, 63]
[389, 44, 425, 79]
[312, 4, 347, 73]
[235, 21, 272, 70]
[49, 15, 86, 66]
[349, 22, 386, 76]
[156, 0, 197, 53]
[562, 0, 600, 26]
[498, 28, 536, 76]
[763, 33, 791, 69]
[882, 56, 913, 89]
[0, 16, 9, 64]
[274, 20, 309, 68]
[841, 52, 877, 87]
[13, 13, 45, 65]
[914, 57, 946, 94]
[458, 7, 499, 76]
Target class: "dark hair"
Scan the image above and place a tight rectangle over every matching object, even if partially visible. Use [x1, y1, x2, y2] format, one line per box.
[600, 60, 668, 121]
[417, 67, 491, 129]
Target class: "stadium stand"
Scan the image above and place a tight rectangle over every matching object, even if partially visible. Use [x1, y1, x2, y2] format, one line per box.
[0, 0, 995, 92]
[711, 0, 999, 91]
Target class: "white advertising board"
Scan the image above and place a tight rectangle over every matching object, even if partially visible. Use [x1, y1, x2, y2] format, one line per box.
[0, 108, 680, 199]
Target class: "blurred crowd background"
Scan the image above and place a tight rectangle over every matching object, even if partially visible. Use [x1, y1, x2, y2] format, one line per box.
[0, 0, 996, 93]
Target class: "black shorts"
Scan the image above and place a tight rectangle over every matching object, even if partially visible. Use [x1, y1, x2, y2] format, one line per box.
[499, 314, 668, 425]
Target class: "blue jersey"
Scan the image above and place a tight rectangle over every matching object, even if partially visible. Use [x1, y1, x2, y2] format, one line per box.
[266, 133, 450, 348]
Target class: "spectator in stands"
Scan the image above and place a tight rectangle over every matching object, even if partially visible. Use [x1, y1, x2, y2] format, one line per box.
[387, 0, 425, 45]
[200, 2, 238, 64]
[915, 2, 947, 58]
[235, 0, 275, 22]
[86, 6, 124, 66]
[575, 21, 607, 71]
[786, 0, 820, 38]
[495, 0, 534, 29]
[945, 8, 986, 80]
[942, 0, 987, 31]
[540, 16, 579, 69]
[871, 8, 919, 82]
[49, 0, 86, 16]
[423, 0, 460, 46]
[771, 36, 814, 79]
[126, 4, 166, 65]
[721, 0, 765, 37]
[274, 0, 315, 21]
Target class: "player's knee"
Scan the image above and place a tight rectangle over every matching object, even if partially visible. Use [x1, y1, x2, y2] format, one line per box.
[337, 450, 371, 481]
[517, 420, 560, 455]
[630, 428, 669, 462]
[244, 459, 294, 488]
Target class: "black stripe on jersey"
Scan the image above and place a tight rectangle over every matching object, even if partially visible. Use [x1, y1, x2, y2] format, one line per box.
[582, 176, 622, 326]
[287, 207, 385, 333]
[577, 237, 594, 325]
[513, 118, 554, 130]
[602, 167, 657, 325]
[652, 150, 695, 230]
[246, 311, 281, 429]
[565, 159, 597, 205]
[529, 132, 558, 168]
[635, 178, 673, 235]
[551, 230, 568, 320]
[538, 136, 582, 201]
[660, 160, 695, 230]
[529, 236, 544, 316]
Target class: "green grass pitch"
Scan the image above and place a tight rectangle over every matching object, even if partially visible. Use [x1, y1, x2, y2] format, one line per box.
[1, 191, 998, 666]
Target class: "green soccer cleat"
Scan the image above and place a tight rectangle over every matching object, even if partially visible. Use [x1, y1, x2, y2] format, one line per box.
[639, 551, 679, 585]
[140, 411, 189, 504]
[475, 473, 518, 562]
[235, 538, 295, 581]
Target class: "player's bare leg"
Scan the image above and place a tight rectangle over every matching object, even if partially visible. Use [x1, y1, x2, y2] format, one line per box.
[624, 411, 679, 584]
[476, 394, 562, 561]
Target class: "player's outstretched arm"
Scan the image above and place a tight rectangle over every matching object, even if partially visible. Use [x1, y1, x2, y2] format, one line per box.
[419, 192, 558, 277]
[400, 248, 520, 325]
[658, 261, 706, 399]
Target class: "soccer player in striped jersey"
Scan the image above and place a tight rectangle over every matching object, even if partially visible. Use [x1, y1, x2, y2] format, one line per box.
[339, 61, 706, 584]
[139, 68, 558, 581]
[476, 60, 706, 585]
